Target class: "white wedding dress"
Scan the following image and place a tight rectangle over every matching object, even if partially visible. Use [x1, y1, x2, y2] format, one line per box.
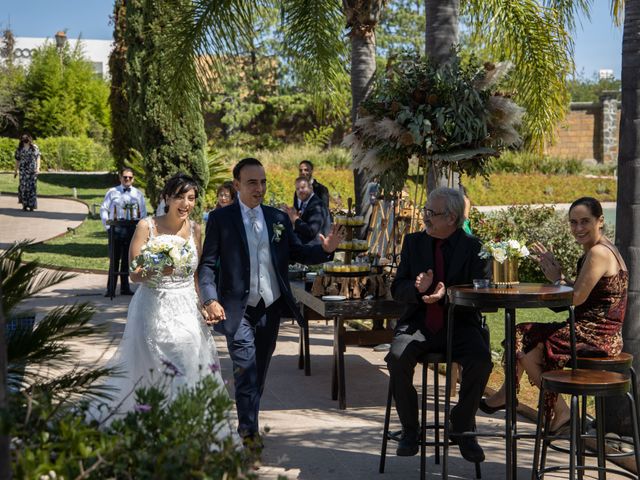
[90, 218, 232, 433]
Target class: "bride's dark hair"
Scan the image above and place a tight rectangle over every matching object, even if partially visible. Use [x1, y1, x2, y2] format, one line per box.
[162, 173, 200, 213]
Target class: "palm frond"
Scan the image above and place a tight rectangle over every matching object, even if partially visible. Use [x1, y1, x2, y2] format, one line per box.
[282, 0, 348, 98]
[543, 0, 592, 32]
[205, 149, 230, 198]
[1, 241, 74, 315]
[123, 148, 148, 194]
[23, 366, 122, 403]
[464, 0, 573, 151]
[159, 0, 258, 116]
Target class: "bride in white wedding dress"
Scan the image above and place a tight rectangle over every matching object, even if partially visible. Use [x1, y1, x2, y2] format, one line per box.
[90, 174, 233, 433]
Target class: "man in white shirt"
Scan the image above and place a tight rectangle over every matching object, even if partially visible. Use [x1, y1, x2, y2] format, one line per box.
[100, 167, 147, 297]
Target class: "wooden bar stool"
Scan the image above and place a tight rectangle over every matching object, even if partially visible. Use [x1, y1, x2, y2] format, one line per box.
[531, 368, 640, 479]
[379, 352, 481, 479]
[540, 352, 640, 478]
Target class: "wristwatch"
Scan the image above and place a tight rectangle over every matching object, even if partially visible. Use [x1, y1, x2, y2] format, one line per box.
[203, 299, 217, 307]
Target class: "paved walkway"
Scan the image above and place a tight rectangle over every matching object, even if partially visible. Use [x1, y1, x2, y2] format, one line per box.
[0, 193, 88, 250]
[16, 273, 632, 480]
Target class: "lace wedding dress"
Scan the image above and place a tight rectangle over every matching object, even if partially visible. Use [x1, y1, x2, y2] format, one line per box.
[90, 218, 232, 433]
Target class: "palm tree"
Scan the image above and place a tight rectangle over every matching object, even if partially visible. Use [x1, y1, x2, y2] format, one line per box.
[615, 0, 640, 436]
[344, 1, 388, 212]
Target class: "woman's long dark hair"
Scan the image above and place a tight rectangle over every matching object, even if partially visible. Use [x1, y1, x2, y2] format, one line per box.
[161, 173, 200, 213]
[569, 197, 603, 219]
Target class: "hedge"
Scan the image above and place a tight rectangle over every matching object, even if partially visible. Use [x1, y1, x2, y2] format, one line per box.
[0, 136, 114, 172]
[470, 205, 615, 283]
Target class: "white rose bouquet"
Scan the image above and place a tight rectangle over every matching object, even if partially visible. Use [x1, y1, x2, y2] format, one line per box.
[130, 236, 194, 277]
[479, 239, 529, 264]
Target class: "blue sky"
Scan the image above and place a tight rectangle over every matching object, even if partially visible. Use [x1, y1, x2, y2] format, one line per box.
[2, 0, 623, 79]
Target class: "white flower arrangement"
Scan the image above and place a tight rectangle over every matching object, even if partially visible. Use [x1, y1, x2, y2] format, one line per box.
[130, 236, 194, 277]
[479, 239, 530, 264]
[272, 222, 284, 243]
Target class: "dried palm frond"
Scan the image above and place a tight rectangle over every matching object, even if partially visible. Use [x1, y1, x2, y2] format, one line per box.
[473, 61, 513, 90]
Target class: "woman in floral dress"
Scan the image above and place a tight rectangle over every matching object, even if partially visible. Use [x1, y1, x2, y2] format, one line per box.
[480, 197, 628, 433]
[14, 134, 41, 211]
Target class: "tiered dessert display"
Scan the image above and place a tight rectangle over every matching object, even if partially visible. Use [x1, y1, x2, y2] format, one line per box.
[311, 199, 387, 300]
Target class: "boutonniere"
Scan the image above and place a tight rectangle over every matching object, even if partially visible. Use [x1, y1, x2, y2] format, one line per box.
[272, 222, 284, 243]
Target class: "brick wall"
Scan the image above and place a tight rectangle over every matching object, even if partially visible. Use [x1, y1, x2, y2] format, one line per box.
[546, 97, 621, 163]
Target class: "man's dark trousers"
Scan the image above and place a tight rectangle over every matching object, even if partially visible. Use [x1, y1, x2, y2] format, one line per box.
[386, 320, 492, 437]
[107, 224, 135, 295]
[226, 298, 281, 438]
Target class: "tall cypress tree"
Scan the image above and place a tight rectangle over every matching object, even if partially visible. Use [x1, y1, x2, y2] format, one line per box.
[109, 0, 129, 172]
[124, 0, 208, 209]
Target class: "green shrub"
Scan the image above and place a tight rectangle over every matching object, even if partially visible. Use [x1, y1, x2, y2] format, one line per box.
[11, 376, 252, 479]
[490, 151, 583, 175]
[470, 205, 613, 282]
[0, 136, 114, 171]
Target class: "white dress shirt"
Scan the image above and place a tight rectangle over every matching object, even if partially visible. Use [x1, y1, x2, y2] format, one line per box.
[100, 185, 147, 230]
[238, 199, 281, 307]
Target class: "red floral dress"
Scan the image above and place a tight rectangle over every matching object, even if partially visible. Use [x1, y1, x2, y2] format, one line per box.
[515, 244, 628, 414]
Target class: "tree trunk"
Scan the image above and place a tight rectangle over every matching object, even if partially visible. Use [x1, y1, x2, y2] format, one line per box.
[611, 0, 640, 436]
[350, 30, 377, 215]
[0, 277, 11, 479]
[424, 0, 459, 192]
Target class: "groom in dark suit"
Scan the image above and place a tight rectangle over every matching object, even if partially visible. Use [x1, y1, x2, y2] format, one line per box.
[198, 158, 344, 447]
[387, 187, 492, 463]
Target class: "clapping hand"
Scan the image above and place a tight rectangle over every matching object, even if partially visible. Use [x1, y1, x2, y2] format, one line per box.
[284, 205, 299, 224]
[531, 241, 562, 282]
[320, 224, 346, 253]
[415, 270, 445, 303]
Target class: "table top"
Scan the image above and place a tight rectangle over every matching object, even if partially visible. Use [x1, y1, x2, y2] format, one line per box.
[448, 283, 574, 309]
[291, 283, 403, 320]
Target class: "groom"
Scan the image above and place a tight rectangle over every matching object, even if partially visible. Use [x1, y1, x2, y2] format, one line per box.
[198, 157, 344, 447]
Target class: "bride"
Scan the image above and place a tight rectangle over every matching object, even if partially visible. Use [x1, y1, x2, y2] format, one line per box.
[90, 173, 231, 427]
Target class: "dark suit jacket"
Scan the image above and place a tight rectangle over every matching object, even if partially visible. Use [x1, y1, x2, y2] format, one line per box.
[293, 194, 330, 245]
[391, 229, 491, 328]
[198, 202, 332, 336]
[293, 178, 329, 210]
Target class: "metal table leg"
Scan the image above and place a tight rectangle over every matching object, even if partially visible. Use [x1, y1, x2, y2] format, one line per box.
[505, 307, 517, 480]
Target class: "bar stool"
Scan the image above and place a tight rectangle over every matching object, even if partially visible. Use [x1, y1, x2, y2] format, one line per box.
[379, 352, 481, 479]
[540, 352, 640, 477]
[531, 367, 640, 479]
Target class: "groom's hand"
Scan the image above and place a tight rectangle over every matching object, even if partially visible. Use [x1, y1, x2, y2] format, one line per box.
[319, 224, 346, 253]
[204, 300, 226, 325]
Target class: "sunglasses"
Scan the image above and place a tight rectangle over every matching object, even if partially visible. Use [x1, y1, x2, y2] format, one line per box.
[423, 208, 447, 218]
[122, 176, 133, 180]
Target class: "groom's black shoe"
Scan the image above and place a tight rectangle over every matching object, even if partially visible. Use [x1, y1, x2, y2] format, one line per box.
[120, 288, 134, 296]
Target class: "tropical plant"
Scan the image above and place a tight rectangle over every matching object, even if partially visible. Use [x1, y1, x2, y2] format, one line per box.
[109, 0, 130, 172]
[2, 241, 115, 399]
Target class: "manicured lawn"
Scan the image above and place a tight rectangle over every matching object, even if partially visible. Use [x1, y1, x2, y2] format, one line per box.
[0, 172, 117, 271]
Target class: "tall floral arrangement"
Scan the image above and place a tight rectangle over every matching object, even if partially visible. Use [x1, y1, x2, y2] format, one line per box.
[343, 53, 524, 193]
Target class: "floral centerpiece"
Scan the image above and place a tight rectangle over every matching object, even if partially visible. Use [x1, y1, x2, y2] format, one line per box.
[130, 237, 195, 280]
[479, 239, 529, 287]
[343, 52, 524, 195]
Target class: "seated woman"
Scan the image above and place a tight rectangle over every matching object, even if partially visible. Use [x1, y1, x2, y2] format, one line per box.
[480, 197, 628, 433]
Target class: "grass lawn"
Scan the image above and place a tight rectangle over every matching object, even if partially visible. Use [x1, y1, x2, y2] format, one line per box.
[0, 172, 117, 271]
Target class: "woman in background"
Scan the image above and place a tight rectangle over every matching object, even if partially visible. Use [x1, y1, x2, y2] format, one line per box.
[215, 181, 236, 209]
[14, 134, 41, 212]
[480, 197, 628, 433]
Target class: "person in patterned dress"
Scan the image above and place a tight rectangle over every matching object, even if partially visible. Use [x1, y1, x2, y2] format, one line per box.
[14, 134, 41, 212]
[480, 197, 628, 433]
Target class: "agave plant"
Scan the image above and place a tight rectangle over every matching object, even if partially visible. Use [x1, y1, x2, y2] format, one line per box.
[1, 241, 117, 400]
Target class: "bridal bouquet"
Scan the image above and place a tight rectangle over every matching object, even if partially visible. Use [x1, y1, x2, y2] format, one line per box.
[479, 239, 529, 264]
[130, 237, 194, 276]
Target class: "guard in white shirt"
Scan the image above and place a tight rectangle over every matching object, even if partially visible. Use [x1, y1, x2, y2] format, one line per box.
[100, 167, 147, 297]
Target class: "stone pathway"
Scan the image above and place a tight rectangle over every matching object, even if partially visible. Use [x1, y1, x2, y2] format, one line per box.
[0, 193, 88, 250]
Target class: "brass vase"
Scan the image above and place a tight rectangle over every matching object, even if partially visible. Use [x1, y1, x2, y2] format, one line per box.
[492, 258, 519, 287]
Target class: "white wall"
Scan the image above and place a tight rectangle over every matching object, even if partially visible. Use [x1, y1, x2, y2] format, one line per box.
[13, 37, 113, 77]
